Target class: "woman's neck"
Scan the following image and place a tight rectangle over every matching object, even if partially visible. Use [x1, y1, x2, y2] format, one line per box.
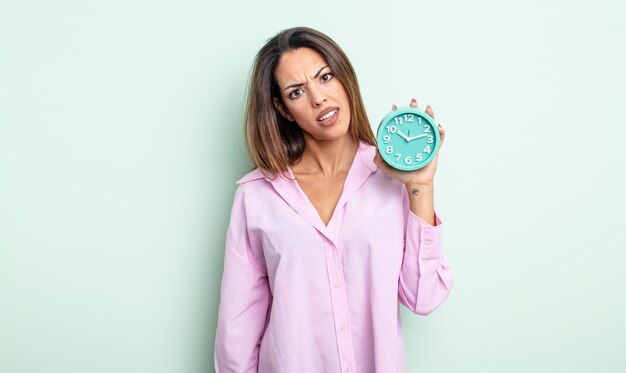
[293, 134, 359, 176]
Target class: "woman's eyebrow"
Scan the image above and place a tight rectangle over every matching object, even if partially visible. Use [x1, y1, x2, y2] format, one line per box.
[283, 65, 330, 92]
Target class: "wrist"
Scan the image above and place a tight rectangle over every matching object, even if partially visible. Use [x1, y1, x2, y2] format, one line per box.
[405, 182, 434, 191]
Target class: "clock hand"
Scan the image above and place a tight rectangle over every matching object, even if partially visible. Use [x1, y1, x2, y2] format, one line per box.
[407, 133, 429, 141]
[396, 130, 411, 142]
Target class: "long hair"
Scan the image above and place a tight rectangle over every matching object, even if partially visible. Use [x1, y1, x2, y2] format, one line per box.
[244, 27, 376, 175]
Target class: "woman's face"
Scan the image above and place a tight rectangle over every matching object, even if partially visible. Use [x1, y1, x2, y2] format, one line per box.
[273, 47, 351, 143]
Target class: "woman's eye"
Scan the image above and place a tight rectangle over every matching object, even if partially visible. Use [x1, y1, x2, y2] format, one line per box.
[321, 73, 333, 82]
[289, 89, 303, 99]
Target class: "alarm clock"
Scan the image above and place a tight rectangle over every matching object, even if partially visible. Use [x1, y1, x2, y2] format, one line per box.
[376, 106, 440, 171]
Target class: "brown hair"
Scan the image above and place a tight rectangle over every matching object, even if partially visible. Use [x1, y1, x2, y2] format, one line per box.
[244, 27, 376, 175]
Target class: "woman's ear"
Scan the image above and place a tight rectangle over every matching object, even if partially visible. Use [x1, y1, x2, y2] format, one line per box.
[273, 97, 294, 122]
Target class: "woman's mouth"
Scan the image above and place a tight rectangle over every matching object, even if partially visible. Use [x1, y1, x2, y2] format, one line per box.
[317, 108, 339, 126]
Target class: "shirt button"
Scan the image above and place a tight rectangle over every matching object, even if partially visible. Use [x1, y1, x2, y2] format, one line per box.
[334, 283, 341, 288]
[340, 323, 346, 330]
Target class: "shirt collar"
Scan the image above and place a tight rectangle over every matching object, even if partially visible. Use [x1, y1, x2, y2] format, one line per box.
[262, 141, 378, 242]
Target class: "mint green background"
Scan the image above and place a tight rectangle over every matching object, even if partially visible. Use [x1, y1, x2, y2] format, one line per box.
[1, 1, 625, 372]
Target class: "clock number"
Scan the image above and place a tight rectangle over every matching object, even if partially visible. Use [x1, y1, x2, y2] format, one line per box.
[415, 153, 423, 162]
[393, 117, 403, 125]
[426, 135, 434, 143]
[423, 124, 431, 133]
[387, 125, 397, 134]
[383, 135, 391, 143]
[404, 156, 412, 164]
[417, 117, 422, 125]
[404, 114, 414, 122]
[386, 145, 393, 154]
[395, 153, 402, 161]
[423, 145, 431, 154]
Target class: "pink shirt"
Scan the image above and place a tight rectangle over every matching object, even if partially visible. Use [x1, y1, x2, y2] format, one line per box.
[214, 142, 454, 373]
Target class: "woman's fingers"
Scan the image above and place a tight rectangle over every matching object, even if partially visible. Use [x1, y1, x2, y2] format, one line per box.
[425, 104, 435, 120]
[391, 99, 437, 124]
[438, 123, 445, 146]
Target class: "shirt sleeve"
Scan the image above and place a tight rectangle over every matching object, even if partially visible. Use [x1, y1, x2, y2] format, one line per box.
[214, 186, 271, 372]
[398, 209, 455, 315]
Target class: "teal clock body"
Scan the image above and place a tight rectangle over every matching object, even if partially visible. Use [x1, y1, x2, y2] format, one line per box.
[376, 106, 440, 171]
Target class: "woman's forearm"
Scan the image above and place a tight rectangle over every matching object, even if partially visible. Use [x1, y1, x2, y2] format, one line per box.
[405, 183, 436, 225]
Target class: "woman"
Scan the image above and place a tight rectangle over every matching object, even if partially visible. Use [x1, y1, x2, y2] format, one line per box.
[214, 26, 454, 373]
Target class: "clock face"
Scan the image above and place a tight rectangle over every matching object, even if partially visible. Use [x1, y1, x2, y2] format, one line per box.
[376, 106, 440, 171]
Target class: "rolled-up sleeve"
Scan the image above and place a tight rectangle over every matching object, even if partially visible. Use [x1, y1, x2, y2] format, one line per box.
[214, 187, 271, 373]
[398, 211, 454, 315]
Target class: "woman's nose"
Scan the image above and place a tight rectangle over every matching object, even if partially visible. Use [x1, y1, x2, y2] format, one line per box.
[310, 87, 327, 107]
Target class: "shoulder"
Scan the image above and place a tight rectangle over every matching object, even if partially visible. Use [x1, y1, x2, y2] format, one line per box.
[353, 141, 381, 179]
[230, 168, 286, 218]
[232, 169, 272, 202]
[233, 168, 287, 198]
[356, 141, 378, 171]
[229, 169, 271, 219]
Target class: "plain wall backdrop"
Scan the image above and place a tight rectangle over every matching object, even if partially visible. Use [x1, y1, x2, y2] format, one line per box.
[1, 0, 625, 372]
